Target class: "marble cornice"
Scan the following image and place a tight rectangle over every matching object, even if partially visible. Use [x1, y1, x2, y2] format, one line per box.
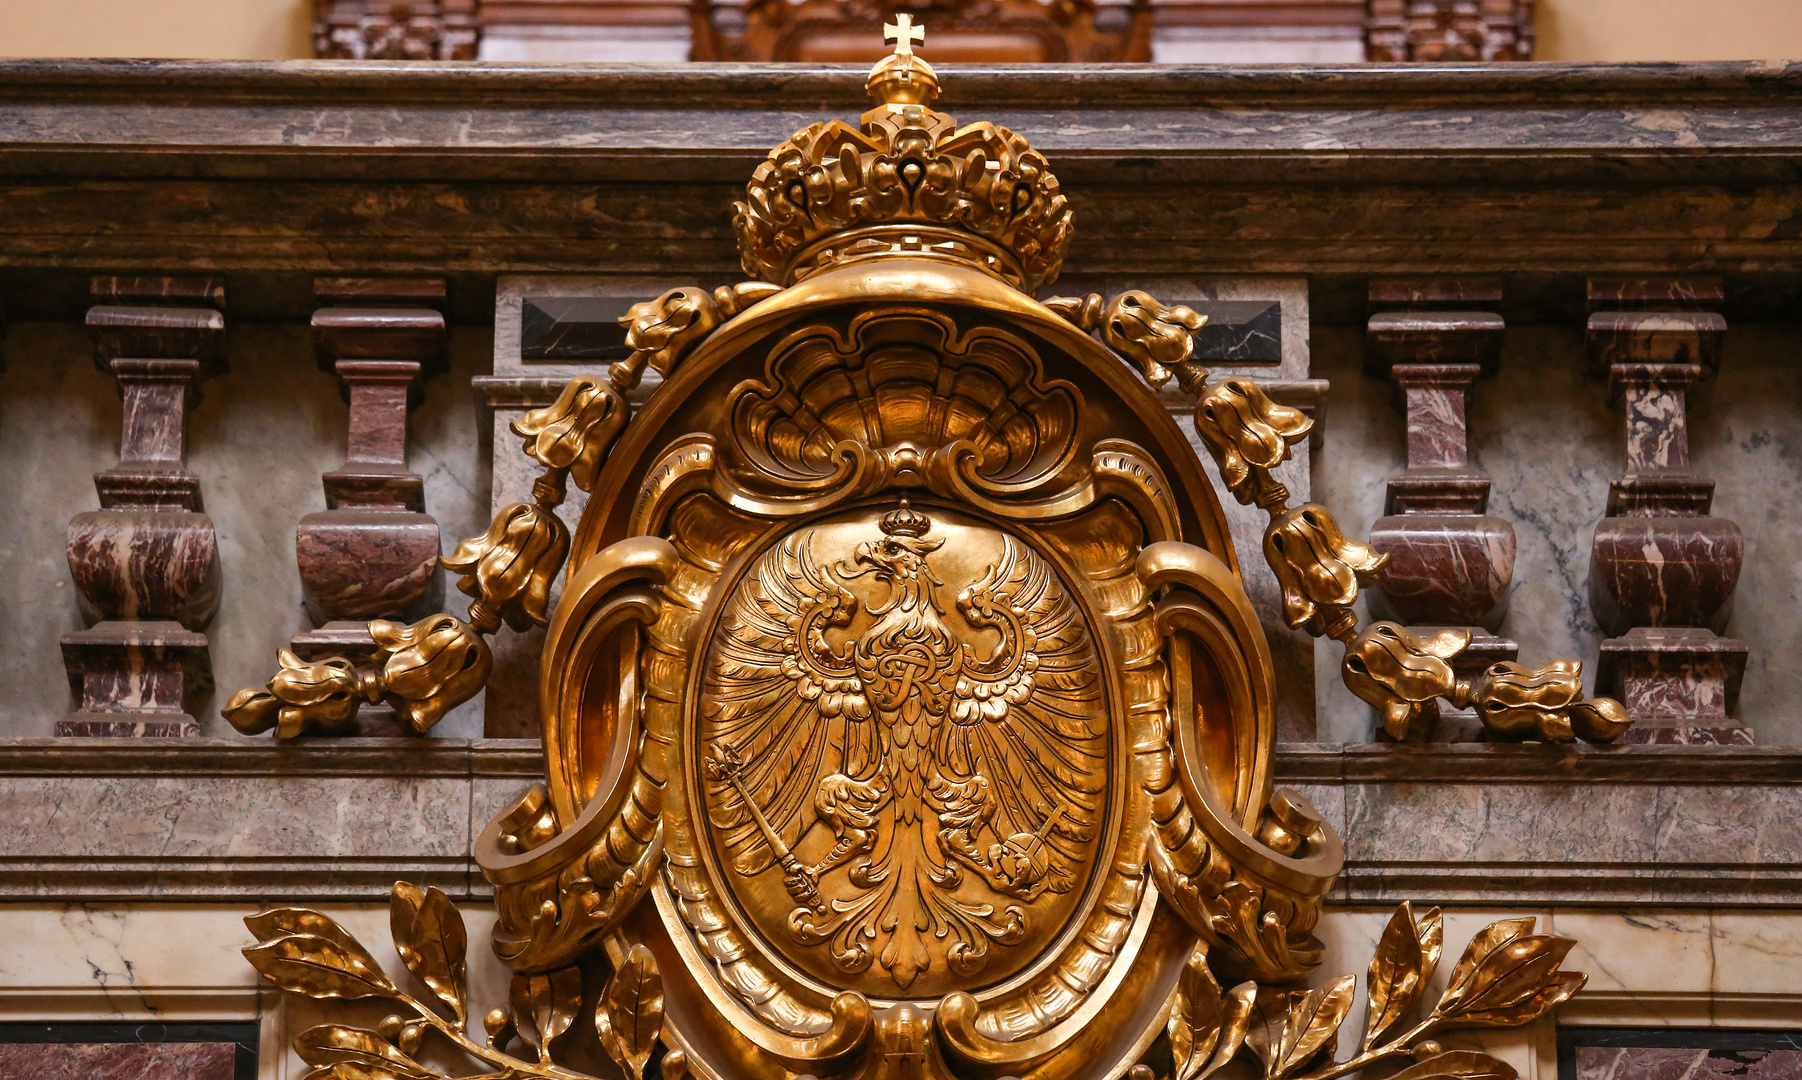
[1, 59, 1799, 109]
[3, 61, 1800, 280]
[1274, 741, 1802, 785]
[2, 60, 1800, 190]
[1, 738, 1798, 906]
[0, 736, 546, 778]
[12, 736, 1794, 782]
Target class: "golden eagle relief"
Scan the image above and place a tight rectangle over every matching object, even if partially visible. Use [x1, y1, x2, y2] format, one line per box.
[699, 500, 1109, 998]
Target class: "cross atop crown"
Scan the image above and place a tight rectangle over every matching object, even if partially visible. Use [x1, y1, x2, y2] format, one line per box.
[884, 13, 925, 56]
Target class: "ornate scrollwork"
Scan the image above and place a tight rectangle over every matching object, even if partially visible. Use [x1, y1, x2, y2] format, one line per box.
[243, 22, 1607, 1080]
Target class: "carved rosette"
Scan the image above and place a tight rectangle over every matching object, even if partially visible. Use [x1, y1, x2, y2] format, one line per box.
[243, 29, 1594, 1080]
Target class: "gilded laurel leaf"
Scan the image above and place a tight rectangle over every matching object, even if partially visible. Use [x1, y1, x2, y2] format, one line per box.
[1208, 982, 1259, 1080]
[1270, 974, 1355, 1079]
[511, 967, 584, 1065]
[1440, 917, 1535, 995]
[597, 944, 665, 1080]
[1245, 988, 1306, 1077]
[1386, 1050, 1518, 1080]
[1418, 908, 1445, 982]
[390, 882, 469, 1026]
[1166, 945, 1258, 1080]
[294, 1024, 435, 1080]
[244, 934, 398, 1001]
[1363, 902, 1438, 1051]
[1433, 918, 1586, 1028]
[1168, 946, 1224, 1080]
[246, 908, 363, 949]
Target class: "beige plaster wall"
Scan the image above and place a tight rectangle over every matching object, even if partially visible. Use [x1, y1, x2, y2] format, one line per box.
[0, 0, 1798, 61]
[1537, 0, 1802, 62]
[0, 0, 311, 60]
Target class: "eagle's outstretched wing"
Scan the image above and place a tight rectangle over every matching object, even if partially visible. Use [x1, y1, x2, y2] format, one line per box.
[702, 532, 877, 875]
[946, 537, 1106, 888]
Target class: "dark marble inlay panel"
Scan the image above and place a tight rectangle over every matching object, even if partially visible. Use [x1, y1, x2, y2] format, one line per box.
[1561, 1029, 1802, 1080]
[0, 1042, 236, 1080]
[521, 295, 636, 361]
[1187, 299, 1280, 363]
[0, 1022, 253, 1080]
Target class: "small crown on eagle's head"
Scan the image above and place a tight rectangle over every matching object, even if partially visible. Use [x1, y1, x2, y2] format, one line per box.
[731, 17, 1073, 293]
[880, 496, 934, 538]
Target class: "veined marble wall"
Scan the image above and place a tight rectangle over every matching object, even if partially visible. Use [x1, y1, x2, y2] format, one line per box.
[1311, 322, 1802, 745]
[7, 902, 1800, 1080]
[0, 322, 491, 739]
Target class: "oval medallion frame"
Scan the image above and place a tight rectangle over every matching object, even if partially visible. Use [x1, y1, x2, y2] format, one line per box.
[676, 499, 1132, 1009]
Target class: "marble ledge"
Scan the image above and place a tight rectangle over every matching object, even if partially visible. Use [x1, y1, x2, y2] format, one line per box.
[0, 736, 545, 779]
[6, 737, 1786, 784]
[1273, 741, 1802, 785]
[2, 739, 1800, 906]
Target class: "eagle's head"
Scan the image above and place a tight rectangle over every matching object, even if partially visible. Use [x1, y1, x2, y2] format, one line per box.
[850, 531, 944, 585]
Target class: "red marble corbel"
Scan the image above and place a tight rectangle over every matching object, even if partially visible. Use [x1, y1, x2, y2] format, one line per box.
[61, 276, 226, 736]
[1585, 277, 1749, 744]
[1363, 279, 1518, 739]
[291, 278, 448, 733]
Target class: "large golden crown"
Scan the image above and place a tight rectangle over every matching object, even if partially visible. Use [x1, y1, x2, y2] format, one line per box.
[732, 19, 1073, 291]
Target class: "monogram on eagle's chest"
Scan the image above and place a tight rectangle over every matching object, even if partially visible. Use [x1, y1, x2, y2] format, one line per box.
[696, 502, 1114, 999]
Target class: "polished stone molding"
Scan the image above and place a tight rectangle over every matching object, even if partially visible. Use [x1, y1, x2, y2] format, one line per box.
[1283, 742, 1802, 905]
[0, 1040, 237, 1080]
[4, 62, 1802, 284]
[4, 739, 1801, 905]
[0, 738, 541, 901]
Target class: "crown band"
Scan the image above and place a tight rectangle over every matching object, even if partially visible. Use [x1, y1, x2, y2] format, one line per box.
[785, 224, 1027, 290]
